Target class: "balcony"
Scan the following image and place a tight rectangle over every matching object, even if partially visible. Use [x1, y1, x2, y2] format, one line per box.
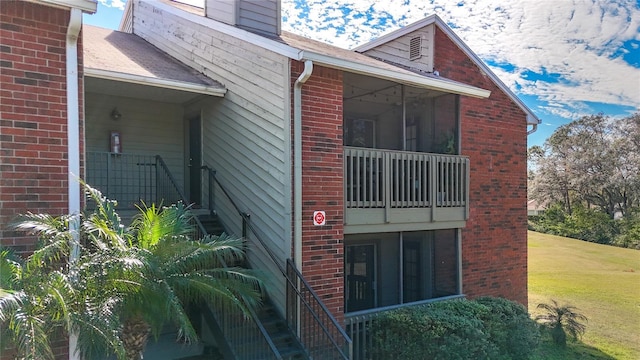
[344, 147, 469, 233]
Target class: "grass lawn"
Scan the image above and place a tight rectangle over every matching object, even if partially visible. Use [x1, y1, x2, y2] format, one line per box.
[528, 231, 640, 360]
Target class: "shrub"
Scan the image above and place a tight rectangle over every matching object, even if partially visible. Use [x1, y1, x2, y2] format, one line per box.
[614, 208, 640, 249]
[529, 203, 624, 246]
[370, 298, 539, 360]
[475, 297, 540, 359]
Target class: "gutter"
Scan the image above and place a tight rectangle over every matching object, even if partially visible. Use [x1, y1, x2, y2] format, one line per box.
[301, 51, 491, 99]
[293, 60, 313, 270]
[66, 8, 82, 360]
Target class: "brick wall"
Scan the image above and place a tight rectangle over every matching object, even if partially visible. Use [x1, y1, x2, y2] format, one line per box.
[0, 2, 85, 359]
[0, 1, 85, 251]
[291, 61, 345, 322]
[433, 27, 529, 305]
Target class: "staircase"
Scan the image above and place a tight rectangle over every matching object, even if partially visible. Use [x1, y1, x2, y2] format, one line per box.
[254, 303, 307, 360]
[196, 213, 225, 237]
[195, 212, 308, 360]
[87, 155, 350, 359]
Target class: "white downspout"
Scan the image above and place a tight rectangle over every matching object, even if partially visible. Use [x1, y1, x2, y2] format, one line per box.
[293, 60, 313, 270]
[66, 8, 82, 360]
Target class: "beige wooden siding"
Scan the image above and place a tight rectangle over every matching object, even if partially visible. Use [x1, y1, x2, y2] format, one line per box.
[133, 0, 291, 311]
[362, 25, 434, 73]
[84, 93, 185, 189]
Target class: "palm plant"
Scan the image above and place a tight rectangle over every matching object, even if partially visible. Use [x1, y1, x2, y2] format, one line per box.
[83, 186, 264, 360]
[536, 299, 588, 346]
[1, 184, 264, 360]
[0, 211, 132, 360]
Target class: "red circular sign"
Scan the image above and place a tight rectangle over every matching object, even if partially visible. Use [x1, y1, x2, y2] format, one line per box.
[314, 211, 325, 225]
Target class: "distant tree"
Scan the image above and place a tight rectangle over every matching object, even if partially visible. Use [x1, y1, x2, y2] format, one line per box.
[529, 113, 640, 218]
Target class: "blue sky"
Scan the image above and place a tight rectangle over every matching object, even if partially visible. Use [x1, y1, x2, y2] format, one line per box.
[85, 0, 640, 148]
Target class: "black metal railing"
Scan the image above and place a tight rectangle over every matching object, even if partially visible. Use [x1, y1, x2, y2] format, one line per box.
[286, 259, 352, 359]
[202, 166, 352, 359]
[86, 152, 157, 208]
[86, 152, 210, 245]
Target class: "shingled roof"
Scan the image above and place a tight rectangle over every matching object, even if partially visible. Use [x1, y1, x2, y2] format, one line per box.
[83, 25, 225, 96]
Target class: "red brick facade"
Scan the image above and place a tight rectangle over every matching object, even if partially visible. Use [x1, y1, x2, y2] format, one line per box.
[292, 61, 345, 322]
[0, 2, 85, 358]
[0, 1, 84, 255]
[434, 27, 529, 305]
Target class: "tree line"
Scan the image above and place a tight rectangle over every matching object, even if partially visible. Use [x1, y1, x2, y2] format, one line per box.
[528, 113, 640, 248]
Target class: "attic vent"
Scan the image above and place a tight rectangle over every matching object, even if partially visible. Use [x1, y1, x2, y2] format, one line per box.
[409, 36, 422, 60]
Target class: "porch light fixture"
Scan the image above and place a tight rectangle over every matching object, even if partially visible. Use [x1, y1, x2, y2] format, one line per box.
[110, 107, 122, 121]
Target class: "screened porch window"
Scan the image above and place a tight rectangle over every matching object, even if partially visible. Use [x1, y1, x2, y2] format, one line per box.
[344, 229, 459, 313]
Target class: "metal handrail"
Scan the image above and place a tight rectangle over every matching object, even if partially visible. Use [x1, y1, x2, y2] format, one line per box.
[202, 166, 352, 359]
[200, 165, 282, 359]
[155, 156, 210, 244]
[285, 259, 352, 359]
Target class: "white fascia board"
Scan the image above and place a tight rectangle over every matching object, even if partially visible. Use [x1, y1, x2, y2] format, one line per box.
[85, 68, 227, 97]
[302, 51, 491, 99]
[353, 15, 437, 52]
[152, 1, 489, 98]
[354, 14, 541, 125]
[30, 0, 98, 13]
[149, 0, 303, 59]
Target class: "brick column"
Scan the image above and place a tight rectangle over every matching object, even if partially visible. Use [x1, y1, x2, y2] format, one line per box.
[292, 61, 345, 321]
[0, 1, 83, 253]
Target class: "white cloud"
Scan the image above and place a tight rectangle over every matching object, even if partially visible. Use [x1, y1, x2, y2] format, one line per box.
[97, 0, 126, 10]
[282, 0, 640, 117]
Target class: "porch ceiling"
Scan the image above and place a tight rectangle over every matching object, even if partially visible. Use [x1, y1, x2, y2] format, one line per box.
[83, 25, 226, 103]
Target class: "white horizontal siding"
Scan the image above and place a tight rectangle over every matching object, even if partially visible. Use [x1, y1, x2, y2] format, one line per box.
[363, 25, 434, 74]
[238, 0, 279, 35]
[133, 0, 291, 312]
[205, 0, 236, 25]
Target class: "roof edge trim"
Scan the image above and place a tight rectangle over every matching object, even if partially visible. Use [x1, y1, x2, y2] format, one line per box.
[150, 0, 489, 99]
[354, 15, 541, 125]
[302, 51, 491, 98]
[353, 15, 437, 52]
[432, 17, 540, 125]
[149, 0, 303, 59]
[85, 68, 227, 97]
[29, 0, 97, 13]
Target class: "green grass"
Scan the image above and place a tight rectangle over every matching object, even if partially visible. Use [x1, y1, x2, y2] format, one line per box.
[529, 231, 640, 360]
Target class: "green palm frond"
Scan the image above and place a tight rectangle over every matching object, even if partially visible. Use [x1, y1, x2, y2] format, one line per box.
[130, 202, 194, 249]
[83, 183, 129, 250]
[0, 248, 22, 291]
[72, 296, 126, 360]
[12, 213, 72, 267]
[2, 291, 55, 360]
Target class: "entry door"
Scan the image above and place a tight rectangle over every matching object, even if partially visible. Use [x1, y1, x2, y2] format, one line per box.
[346, 244, 376, 312]
[188, 116, 202, 205]
[403, 241, 422, 303]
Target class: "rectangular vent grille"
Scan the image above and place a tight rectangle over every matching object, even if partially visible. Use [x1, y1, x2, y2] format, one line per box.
[409, 36, 422, 60]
